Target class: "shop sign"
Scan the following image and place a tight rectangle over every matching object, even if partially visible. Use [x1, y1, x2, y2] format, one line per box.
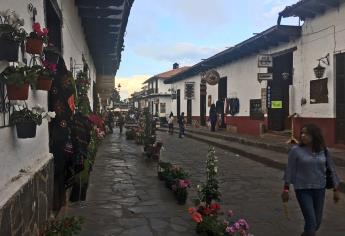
[258, 54, 273, 67]
[257, 73, 273, 82]
[205, 69, 220, 85]
[271, 100, 283, 109]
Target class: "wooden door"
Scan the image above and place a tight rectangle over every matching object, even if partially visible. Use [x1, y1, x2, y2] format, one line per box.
[268, 53, 292, 131]
[177, 89, 181, 117]
[200, 94, 206, 126]
[187, 99, 192, 124]
[336, 53, 345, 144]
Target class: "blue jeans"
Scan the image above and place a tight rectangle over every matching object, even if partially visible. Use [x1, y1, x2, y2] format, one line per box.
[295, 189, 325, 235]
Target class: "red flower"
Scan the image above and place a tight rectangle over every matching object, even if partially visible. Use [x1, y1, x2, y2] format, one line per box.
[191, 212, 203, 223]
[32, 22, 41, 33]
[42, 28, 49, 35]
[210, 203, 220, 211]
[188, 207, 196, 214]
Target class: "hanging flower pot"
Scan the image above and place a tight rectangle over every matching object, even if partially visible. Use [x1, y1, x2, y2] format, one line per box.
[36, 75, 52, 91]
[26, 38, 43, 54]
[6, 83, 29, 100]
[0, 38, 19, 62]
[15, 122, 37, 139]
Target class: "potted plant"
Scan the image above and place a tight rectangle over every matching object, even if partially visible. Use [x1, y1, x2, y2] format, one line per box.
[10, 103, 55, 139]
[0, 10, 27, 61]
[32, 60, 56, 91]
[26, 22, 48, 55]
[0, 65, 38, 100]
[172, 179, 190, 205]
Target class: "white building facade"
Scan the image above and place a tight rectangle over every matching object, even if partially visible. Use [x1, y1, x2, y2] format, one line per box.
[0, 0, 133, 234]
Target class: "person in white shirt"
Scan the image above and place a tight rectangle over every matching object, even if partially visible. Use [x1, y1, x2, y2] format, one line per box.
[168, 112, 174, 135]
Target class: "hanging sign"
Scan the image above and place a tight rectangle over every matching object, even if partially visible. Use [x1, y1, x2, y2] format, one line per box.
[258, 54, 273, 67]
[205, 69, 220, 85]
[257, 73, 273, 83]
[271, 100, 283, 109]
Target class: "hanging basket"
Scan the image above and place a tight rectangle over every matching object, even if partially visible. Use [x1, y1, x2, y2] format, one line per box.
[26, 38, 43, 55]
[16, 122, 37, 139]
[36, 76, 52, 91]
[0, 38, 19, 62]
[6, 83, 29, 100]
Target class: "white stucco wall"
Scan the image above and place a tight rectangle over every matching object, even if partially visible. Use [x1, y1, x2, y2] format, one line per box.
[0, 0, 97, 190]
[291, 3, 345, 118]
[59, 0, 97, 110]
[0, 0, 50, 190]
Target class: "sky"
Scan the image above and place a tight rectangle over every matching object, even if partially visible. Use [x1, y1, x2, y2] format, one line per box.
[116, 0, 300, 99]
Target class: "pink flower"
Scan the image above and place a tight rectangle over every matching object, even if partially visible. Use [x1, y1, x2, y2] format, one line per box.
[225, 226, 235, 234]
[227, 210, 234, 218]
[238, 219, 249, 230]
[42, 28, 49, 35]
[233, 222, 240, 230]
[191, 212, 202, 223]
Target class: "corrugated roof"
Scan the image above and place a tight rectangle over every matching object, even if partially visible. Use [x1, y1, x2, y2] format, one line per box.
[278, 0, 342, 23]
[143, 66, 190, 84]
[165, 25, 301, 84]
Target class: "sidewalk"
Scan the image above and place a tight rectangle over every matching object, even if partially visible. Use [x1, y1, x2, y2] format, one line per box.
[158, 126, 345, 193]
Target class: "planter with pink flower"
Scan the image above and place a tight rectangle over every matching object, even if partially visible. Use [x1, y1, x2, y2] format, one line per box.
[26, 22, 48, 54]
[188, 147, 253, 236]
[157, 161, 190, 204]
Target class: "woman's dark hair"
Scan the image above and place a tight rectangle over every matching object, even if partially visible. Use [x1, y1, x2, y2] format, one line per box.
[169, 112, 173, 118]
[299, 123, 326, 153]
[209, 104, 216, 115]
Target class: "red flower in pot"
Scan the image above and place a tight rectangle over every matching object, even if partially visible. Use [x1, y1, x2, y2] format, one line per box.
[26, 22, 48, 55]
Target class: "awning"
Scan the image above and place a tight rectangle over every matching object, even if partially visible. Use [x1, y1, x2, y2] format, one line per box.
[75, 0, 134, 75]
[165, 25, 301, 84]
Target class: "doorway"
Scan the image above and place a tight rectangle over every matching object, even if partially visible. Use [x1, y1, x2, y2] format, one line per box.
[336, 53, 345, 144]
[218, 77, 227, 128]
[177, 89, 181, 117]
[200, 94, 206, 126]
[187, 99, 192, 125]
[268, 53, 293, 131]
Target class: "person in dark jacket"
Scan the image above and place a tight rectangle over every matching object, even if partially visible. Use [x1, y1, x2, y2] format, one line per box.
[282, 124, 340, 236]
[178, 112, 185, 138]
[209, 104, 217, 132]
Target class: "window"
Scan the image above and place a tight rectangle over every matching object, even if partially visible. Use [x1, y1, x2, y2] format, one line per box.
[160, 103, 166, 114]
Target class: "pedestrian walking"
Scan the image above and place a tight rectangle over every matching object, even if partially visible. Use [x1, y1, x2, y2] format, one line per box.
[178, 112, 185, 138]
[118, 113, 125, 134]
[282, 124, 340, 236]
[209, 104, 217, 132]
[168, 112, 174, 135]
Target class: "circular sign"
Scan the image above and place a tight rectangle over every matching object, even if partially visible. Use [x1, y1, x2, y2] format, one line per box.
[205, 70, 220, 86]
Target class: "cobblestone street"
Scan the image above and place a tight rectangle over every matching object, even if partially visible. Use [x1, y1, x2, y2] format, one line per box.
[67, 130, 345, 236]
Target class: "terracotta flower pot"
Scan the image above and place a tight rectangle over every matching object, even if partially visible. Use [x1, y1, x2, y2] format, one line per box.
[36, 76, 52, 91]
[16, 122, 37, 139]
[0, 38, 19, 62]
[6, 83, 29, 100]
[26, 38, 43, 54]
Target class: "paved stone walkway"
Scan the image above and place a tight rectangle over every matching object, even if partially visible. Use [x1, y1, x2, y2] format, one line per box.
[67, 130, 345, 236]
[66, 130, 197, 236]
[158, 131, 345, 236]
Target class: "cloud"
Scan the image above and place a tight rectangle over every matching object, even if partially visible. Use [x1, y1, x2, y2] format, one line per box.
[116, 75, 150, 99]
[135, 42, 224, 65]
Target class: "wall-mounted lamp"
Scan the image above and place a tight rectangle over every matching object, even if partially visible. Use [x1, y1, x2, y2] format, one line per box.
[314, 53, 330, 79]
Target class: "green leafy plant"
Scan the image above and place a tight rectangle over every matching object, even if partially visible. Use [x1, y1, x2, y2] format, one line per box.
[0, 65, 38, 86]
[10, 104, 55, 125]
[198, 146, 221, 205]
[42, 216, 84, 236]
[0, 10, 27, 42]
